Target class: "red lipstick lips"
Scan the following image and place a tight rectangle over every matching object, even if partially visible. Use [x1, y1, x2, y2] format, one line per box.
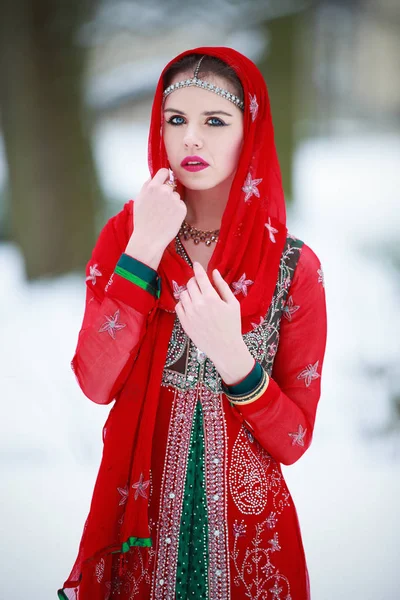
[180, 155, 209, 172]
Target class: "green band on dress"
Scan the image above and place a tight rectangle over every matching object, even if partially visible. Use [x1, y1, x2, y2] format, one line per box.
[176, 400, 209, 598]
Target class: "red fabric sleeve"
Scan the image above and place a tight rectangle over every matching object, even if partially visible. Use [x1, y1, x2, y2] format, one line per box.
[71, 204, 159, 405]
[233, 243, 327, 465]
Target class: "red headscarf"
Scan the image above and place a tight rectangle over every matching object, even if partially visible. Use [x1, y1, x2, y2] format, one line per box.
[62, 46, 288, 592]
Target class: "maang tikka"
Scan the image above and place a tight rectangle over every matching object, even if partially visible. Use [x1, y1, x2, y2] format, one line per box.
[163, 55, 245, 111]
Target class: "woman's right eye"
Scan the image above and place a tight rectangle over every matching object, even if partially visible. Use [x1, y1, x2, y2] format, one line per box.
[167, 116, 185, 126]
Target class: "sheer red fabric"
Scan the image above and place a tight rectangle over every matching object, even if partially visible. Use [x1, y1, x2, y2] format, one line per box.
[59, 47, 327, 599]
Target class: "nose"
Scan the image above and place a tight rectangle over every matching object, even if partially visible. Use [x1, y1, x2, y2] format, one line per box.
[183, 126, 203, 150]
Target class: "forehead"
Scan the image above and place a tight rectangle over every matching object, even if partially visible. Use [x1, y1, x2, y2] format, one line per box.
[164, 73, 241, 114]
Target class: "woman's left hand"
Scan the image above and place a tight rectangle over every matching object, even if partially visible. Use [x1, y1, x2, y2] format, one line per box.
[174, 262, 245, 367]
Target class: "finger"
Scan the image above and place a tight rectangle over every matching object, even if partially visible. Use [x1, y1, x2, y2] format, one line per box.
[179, 289, 192, 313]
[186, 276, 202, 301]
[193, 262, 218, 297]
[175, 301, 186, 325]
[212, 268, 237, 304]
[152, 168, 170, 185]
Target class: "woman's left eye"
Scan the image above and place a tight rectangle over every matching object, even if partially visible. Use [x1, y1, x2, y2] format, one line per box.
[207, 117, 225, 127]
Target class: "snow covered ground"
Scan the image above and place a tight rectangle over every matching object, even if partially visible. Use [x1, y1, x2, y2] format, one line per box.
[1, 132, 399, 600]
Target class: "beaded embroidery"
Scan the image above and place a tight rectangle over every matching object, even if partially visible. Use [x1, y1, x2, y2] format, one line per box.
[156, 234, 304, 598]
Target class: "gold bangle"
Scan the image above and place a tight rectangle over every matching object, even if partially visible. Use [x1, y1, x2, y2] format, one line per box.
[227, 371, 270, 405]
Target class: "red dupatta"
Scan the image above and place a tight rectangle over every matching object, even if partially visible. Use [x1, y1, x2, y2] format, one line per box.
[61, 46, 288, 593]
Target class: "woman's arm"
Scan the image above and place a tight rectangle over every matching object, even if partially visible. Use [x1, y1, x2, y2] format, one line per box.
[71, 202, 162, 405]
[231, 243, 327, 465]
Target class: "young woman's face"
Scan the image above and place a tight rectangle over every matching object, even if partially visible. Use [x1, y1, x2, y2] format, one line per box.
[162, 73, 244, 192]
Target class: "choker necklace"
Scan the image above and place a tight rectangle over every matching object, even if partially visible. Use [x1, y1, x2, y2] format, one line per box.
[178, 219, 220, 246]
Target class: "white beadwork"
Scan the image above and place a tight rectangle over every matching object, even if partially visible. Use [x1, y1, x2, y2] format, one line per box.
[95, 557, 105, 583]
[229, 425, 269, 515]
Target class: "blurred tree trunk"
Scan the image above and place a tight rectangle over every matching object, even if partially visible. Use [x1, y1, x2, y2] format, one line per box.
[257, 13, 298, 202]
[0, 0, 100, 279]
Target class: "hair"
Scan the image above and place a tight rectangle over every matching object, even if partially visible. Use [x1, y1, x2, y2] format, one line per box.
[163, 53, 244, 103]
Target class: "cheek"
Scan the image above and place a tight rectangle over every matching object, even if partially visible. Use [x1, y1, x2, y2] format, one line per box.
[224, 132, 243, 170]
[162, 128, 177, 160]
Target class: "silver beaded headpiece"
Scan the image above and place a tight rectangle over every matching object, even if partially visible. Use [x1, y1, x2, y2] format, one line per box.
[163, 55, 245, 111]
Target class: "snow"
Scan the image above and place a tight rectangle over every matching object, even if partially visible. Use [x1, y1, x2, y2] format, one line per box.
[1, 131, 399, 599]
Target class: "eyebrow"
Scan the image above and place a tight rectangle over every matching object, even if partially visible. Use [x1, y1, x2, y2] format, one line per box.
[163, 108, 233, 117]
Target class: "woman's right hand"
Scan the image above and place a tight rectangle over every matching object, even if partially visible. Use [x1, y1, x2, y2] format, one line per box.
[128, 168, 187, 252]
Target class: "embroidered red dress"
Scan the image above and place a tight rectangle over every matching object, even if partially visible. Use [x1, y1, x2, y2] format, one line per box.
[58, 46, 327, 600]
[59, 203, 327, 600]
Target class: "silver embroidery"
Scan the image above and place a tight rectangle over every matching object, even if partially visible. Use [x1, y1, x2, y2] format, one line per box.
[265, 217, 279, 243]
[242, 173, 263, 202]
[249, 93, 259, 122]
[131, 473, 150, 500]
[282, 296, 300, 322]
[201, 385, 230, 599]
[232, 273, 254, 297]
[297, 361, 320, 387]
[317, 266, 325, 288]
[117, 484, 129, 506]
[152, 386, 198, 599]
[229, 425, 269, 515]
[95, 557, 105, 583]
[98, 309, 126, 339]
[288, 424, 307, 447]
[164, 316, 188, 368]
[86, 263, 102, 285]
[172, 280, 187, 300]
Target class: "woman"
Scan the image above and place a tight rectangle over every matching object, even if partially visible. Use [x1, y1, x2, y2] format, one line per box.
[58, 47, 327, 600]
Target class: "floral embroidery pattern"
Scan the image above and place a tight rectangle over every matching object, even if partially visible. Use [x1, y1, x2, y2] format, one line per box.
[268, 532, 281, 552]
[242, 173, 263, 202]
[265, 217, 279, 243]
[230, 426, 269, 515]
[132, 473, 150, 500]
[297, 361, 320, 387]
[251, 315, 265, 329]
[153, 387, 198, 599]
[95, 557, 105, 583]
[288, 424, 307, 447]
[282, 296, 300, 322]
[232, 273, 254, 297]
[172, 280, 187, 300]
[231, 518, 292, 599]
[317, 266, 325, 288]
[249, 93, 259, 121]
[98, 309, 126, 339]
[86, 263, 102, 285]
[117, 484, 129, 506]
[242, 239, 303, 376]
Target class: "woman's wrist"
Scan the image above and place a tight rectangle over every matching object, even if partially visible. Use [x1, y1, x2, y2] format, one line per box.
[125, 235, 164, 271]
[216, 341, 255, 386]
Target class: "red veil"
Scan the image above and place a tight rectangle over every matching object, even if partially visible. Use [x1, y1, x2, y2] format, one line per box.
[61, 46, 288, 595]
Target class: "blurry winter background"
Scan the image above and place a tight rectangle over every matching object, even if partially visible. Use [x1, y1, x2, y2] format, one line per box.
[1, 0, 399, 598]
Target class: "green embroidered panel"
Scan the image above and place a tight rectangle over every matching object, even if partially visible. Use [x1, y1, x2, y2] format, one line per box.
[176, 400, 209, 598]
